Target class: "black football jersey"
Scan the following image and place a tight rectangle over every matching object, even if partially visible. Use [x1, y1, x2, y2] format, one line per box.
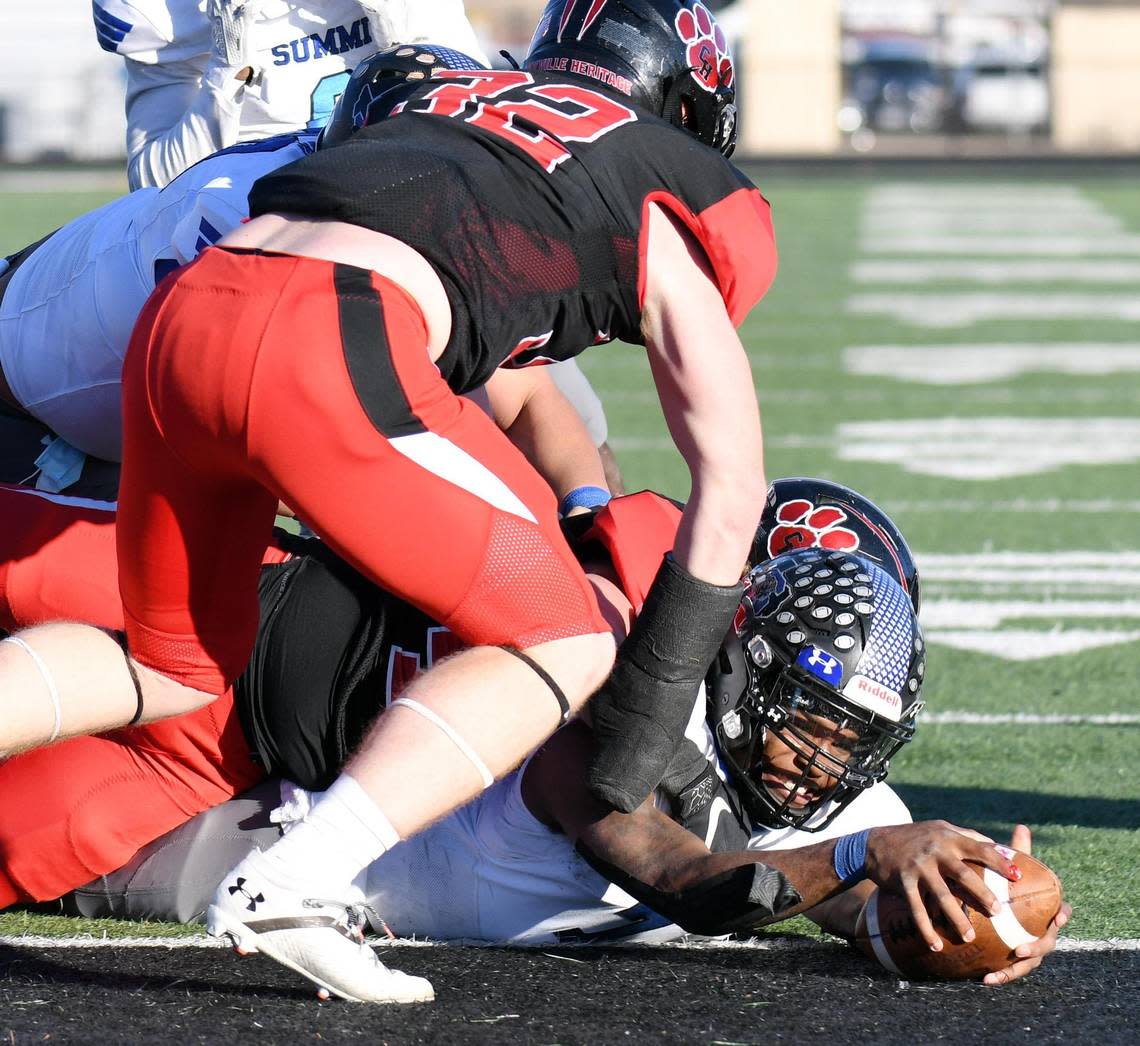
[249, 69, 777, 393]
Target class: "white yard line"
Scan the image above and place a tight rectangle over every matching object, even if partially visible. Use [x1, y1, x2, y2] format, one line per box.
[847, 293, 1140, 326]
[858, 236, 1140, 256]
[850, 261, 1140, 284]
[882, 499, 1140, 514]
[923, 712, 1140, 725]
[1, 934, 1134, 950]
[843, 343, 1140, 384]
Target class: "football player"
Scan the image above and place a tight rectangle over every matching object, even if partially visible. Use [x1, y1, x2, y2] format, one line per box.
[0, 46, 610, 507]
[1, 0, 781, 1002]
[0, 483, 1064, 991]
[94, 0, 488, 188]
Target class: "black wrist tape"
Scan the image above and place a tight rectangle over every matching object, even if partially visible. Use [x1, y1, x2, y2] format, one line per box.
[587, 554, 744, 812]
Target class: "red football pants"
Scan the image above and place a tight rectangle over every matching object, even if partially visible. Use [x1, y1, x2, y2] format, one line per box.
[0, 485, 263, 906]
[119, 248, 605, 693]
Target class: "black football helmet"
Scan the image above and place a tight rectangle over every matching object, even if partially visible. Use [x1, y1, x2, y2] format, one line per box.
[524, 0, 738, 156]
[756, 478, 921, 614]
[707, 548, 925, 832]
[319, 43, 487, 148]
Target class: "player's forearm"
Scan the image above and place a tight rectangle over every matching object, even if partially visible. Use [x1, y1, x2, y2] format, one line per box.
[497, 373, 608, 502]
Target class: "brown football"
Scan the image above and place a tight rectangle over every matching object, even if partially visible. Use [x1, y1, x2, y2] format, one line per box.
[853, 848, 1063, 980]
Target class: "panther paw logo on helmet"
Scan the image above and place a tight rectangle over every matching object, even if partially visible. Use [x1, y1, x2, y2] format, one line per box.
[766, 499, 860, 557]
[674, 3, 733, 93]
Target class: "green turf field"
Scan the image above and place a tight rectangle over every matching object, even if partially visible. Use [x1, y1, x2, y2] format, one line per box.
[0, 168, 1136, 943]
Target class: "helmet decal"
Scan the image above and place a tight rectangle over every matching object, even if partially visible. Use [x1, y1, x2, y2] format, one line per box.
[766, 499, 860, 558]
[674, 3, 733, 93]
[558, 0, 611, 42]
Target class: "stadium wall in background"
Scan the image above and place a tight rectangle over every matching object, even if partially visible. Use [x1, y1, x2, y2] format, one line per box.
[0, 0, 1137, 163]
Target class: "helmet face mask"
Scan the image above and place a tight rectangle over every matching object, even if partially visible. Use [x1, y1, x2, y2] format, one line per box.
[708, 548, 925, 832]
[525, 0, 738, 156]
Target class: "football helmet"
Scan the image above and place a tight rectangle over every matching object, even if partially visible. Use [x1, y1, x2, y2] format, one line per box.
[707, 548, 925, 832]
[524, 0, 738, 156]
[319, 43, 486, 148]
[756, 477, 921, 614]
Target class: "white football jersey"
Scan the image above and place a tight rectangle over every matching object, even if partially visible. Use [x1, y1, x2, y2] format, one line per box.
[0, 133, 316, 460]
[343, 694, 911, 943]
[94, 0, 489, 187]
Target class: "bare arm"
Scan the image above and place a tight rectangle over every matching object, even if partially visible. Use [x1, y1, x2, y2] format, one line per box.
[482, 367, 608, 505]
[641, 202, 767, 585]
[526, 722, 1019, 939]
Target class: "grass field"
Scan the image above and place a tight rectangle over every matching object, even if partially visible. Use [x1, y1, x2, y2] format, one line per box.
[0, 166, 1136, 955]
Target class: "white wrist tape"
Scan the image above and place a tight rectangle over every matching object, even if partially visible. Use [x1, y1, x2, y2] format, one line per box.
[3, 636, 62, 743]
[391, 697, 494, 789]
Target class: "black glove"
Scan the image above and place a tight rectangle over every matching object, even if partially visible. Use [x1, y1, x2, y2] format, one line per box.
[587, 553, 744, 812]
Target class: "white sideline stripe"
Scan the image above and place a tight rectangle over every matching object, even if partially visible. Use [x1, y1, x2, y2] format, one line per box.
[859, 236, 1140, 256]
[843, 344, 1140, 385]
[922, 601, 1140, 627]
[847, 293, 1140, 327]
[866, 185, 1086, 205]
[883, 498, 1140, 514]
[924, 712, 1140, 725]
[860, 215, 1122, 236]
[837, 417, 1140, 480]
[921, 552, 1140, 570]
[1, 934, 1134, 952]
[850, 261, 1140, 285]
[928, 628, 1140, 660]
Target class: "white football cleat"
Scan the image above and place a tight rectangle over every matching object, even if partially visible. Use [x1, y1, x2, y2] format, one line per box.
[206, 855, 434, 1004]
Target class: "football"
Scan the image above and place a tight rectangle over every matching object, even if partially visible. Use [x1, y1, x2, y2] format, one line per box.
[853, 848, 1063, 980]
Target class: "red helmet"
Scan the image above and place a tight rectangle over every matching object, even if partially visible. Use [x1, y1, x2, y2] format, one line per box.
[524, 0, 738, 156]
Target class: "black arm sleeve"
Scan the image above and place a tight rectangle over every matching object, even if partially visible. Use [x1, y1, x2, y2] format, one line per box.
[587, 553, 744, 812]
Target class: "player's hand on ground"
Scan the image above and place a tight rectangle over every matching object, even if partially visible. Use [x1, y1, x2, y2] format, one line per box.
[982, 824, 1072, 986]
[863, 821, 1022, 954]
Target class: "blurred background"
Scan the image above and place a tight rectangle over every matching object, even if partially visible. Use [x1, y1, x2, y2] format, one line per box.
[1, 0, 1137, 164]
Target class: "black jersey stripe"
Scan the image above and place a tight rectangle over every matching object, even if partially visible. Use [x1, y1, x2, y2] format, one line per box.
[333, 264, 426, 439]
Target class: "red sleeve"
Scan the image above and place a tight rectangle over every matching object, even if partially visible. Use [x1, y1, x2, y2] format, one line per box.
[638, 186, 778, 327]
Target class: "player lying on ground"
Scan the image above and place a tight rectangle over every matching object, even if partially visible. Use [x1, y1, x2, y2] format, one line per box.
[94, 0, 487, 188]
[0, 0, 774, 1002]
[0, 485, 1067, 989]
[0, 46, 610, 505]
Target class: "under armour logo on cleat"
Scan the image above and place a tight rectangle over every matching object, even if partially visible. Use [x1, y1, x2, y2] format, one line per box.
[228, 877, 265, 912]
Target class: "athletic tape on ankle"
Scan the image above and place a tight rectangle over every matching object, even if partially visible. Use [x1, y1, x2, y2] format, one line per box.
[390, 698, 494, 788]
[499, 645, 571, 722]
[2, 636, 62, 743]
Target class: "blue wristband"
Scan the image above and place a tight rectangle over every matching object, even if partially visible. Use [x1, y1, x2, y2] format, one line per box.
[558, 485, 611, 517]
[833, 829, 871, 885]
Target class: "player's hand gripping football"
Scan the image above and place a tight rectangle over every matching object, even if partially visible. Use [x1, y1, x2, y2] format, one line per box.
[863, 821, 1024, 957]
[980, 824, 1071, 986]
